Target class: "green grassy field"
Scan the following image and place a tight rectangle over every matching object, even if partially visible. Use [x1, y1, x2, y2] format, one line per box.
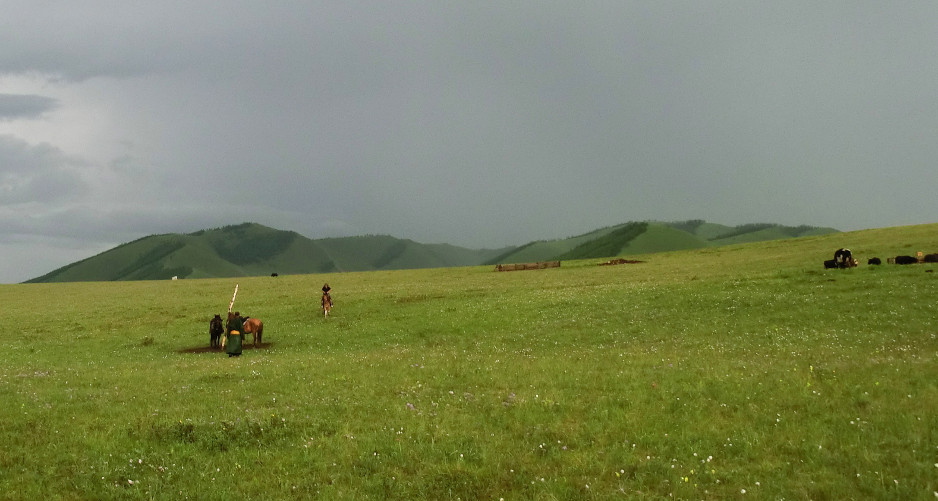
[2, 224, 937, 500]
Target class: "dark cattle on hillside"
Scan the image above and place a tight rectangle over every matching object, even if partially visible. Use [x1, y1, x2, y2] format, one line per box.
[868, 257, 881, 265]
[834, 248, 855, 268]
[923, 254, 938, 263]
[826, 248, 856, 269]
[895, 255, 919, 265]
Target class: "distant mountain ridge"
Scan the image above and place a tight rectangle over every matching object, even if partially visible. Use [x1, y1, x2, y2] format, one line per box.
[484, 220, 837, 264]
[26, 220, 838, 283]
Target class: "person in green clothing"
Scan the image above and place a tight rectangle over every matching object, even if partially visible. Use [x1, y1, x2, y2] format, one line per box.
[225, 311, 244, 357]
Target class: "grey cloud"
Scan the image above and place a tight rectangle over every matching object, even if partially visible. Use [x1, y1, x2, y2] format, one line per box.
[0, 135, 86, 204]
[0, 2, 242, 80]
[2, 1, 938, 282]
[0, 195, 319, 246]
[0, 235, 114, 283]
[0, 94, 59, 120]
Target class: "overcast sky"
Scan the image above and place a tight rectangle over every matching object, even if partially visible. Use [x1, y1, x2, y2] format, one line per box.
[2, 2, 937, 283]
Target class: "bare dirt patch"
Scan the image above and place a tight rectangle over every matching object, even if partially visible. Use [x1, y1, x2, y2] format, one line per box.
[599, 258, 644, 266]
[178, 343, 274, 354]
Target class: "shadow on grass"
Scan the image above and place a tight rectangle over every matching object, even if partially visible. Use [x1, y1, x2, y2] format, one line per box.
[178, 343, 274, 354]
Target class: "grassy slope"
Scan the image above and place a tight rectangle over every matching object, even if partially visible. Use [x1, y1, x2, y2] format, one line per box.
[27, 234, 190, 282]
[690, 221, 734, 239]
[707, 224, 840, 246]
[486, 225, 624, 265]
[618, 223, 707, 255]
[381, 242, 505, 270]
[26, 221, 840, 283]
[315, 236, 506, 272]
[26, 225, 505, 282]
[251, 237, 336, 275]
[557, 222, 651, 259]
[1, 223, 936, 499]
[315, 235, 400, 271]
[492, 222, 839, 264]
[709, 226, 797, 245]
[420, 243, 511, 269]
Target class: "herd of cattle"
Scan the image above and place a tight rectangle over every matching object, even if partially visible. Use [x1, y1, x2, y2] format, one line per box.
[824, 248, 938, 269]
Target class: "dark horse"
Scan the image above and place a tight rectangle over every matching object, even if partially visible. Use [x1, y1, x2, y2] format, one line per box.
[242, 316, 264, 347]
[209, 314, 224, 349]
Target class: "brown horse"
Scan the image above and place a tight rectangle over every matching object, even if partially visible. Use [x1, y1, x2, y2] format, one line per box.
[242, 316, 264, 346]
[321, 292, 333, 317]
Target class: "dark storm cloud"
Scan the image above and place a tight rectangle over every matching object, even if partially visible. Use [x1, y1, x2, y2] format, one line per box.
[1, 1, 938, 283]
[0, 94, 59, 121]
[0, 2, 239, 81]
[0, 135, 86, 205]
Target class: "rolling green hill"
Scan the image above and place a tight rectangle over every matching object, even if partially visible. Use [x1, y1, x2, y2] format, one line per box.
[493, 220, 839, 263]
[27, 220, 840, 283]
[26, 223, 511, 283]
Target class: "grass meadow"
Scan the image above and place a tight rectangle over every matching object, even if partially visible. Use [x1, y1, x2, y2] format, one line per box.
[1, 224, 937, 500]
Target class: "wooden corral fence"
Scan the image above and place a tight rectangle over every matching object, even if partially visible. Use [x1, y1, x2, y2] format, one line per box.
[494, 261, 561, 272]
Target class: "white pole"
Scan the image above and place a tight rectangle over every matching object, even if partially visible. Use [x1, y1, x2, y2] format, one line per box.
[228, 284, 239, 313]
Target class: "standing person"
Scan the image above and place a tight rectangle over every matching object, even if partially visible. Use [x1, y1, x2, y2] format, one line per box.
[225, 311, 244, 357]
